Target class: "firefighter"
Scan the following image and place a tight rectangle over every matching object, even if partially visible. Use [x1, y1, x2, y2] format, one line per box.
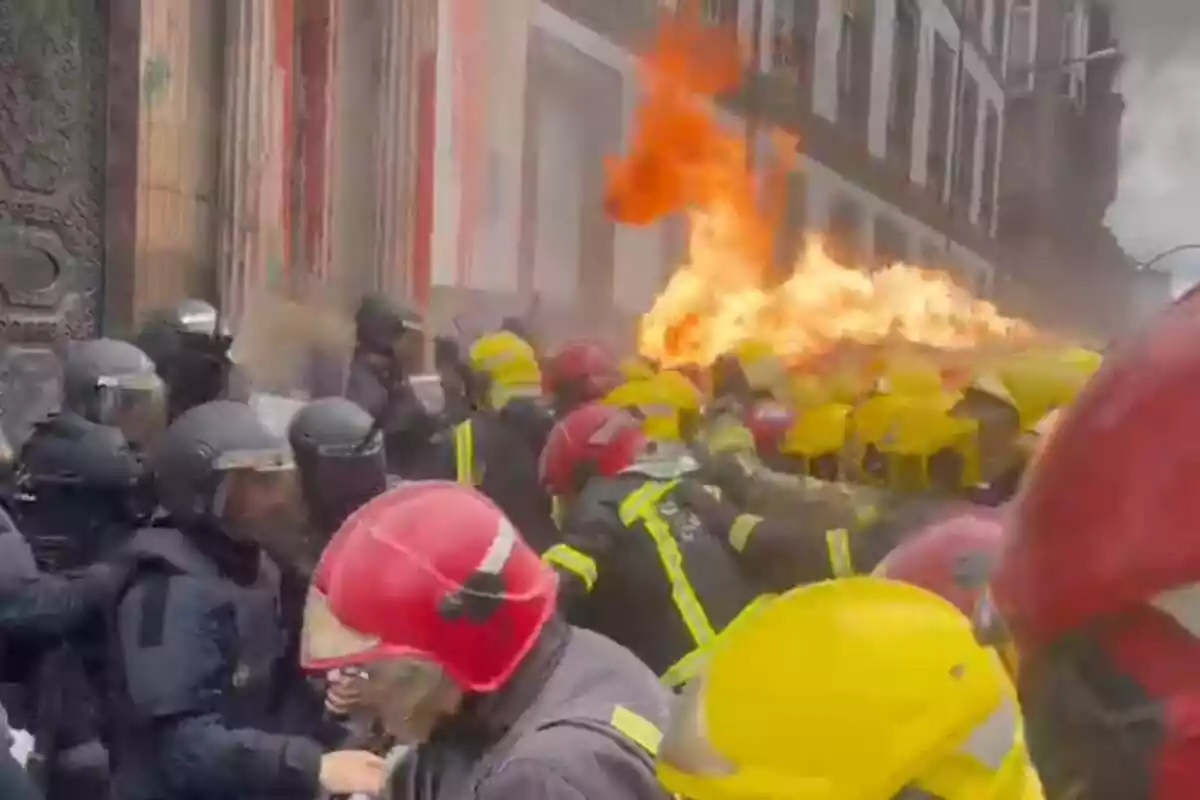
[300, 481, 673, 800]
[543, 339, 620, 417]
[18, 338, 162, 571]
[604, 370, 705, 464]
[345, 292, 441, 476]
[107, 400, 383, 799]
[696, 409, 910, 586]
[435, 330, 558, 553]
[135, 298, 251, 421]
[540, 402, 772, 687]
[656, 577, 1043, 799]
[987, 287, 1200, 799]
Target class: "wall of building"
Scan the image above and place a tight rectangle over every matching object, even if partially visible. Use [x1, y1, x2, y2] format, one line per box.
[426, 0, 1012, 344]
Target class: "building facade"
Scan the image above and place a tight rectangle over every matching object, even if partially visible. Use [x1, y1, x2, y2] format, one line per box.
[993, 0, 1130, 334]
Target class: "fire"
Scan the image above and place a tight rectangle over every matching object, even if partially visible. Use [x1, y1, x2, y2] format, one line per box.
[607, 10, 1033, 370]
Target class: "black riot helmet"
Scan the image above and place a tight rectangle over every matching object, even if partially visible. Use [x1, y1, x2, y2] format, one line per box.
[288, 397, 387, 537]
[136, 299, 239, 421]
[355, 292, 424, 365]
[151, 400, 303, 553]
[62, 338, 166, 449]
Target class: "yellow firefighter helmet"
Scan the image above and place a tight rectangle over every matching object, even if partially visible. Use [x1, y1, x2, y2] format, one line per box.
[657, 578, 1043, 800]
[619, 355, 658, 382]
[604, 370, 702, 444]
[997, 345, 1102, 431]
[468, 331, 542, 409]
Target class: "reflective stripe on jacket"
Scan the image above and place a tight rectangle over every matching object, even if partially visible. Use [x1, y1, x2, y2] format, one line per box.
[545, 474, 760, 687]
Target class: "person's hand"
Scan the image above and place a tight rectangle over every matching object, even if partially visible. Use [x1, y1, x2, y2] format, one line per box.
[325, 669, 365, 716]
[319, 750, 386, 796]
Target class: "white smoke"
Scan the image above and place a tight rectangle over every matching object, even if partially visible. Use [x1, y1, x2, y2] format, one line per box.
[1105, 0, 1200, 285]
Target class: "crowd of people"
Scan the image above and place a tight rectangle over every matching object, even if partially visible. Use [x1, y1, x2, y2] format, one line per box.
[0, 284, 1192, 799]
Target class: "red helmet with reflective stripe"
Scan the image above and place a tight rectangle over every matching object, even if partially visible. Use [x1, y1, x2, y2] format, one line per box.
[301, 482, 557, 692]
[543, 340, 619, 412]
[873, 506, 1004, 617]
[539, 401, 647, 497]
[993, 286, 1200, 658]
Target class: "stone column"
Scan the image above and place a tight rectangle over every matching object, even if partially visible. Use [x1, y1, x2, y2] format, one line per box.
[216, 0, 287, 326]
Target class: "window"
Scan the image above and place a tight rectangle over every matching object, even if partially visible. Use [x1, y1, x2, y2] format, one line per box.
[978, 103, 1000, 231]
[773, 170, 808, 279]
[825, 194, 862, 266]
[888, 0, 919, 167]
[873, 216, 910, 269]
[927, 35, 954, 201]
[1009, 0, 1034, 91]
[990, 0, 1007, 56]
[1061, 0, 1088, 106]
[702, 0, 740, 27]
[771, 0, 819, 90]
[962, 0, 981, 33]
[838, 0, 874, 138]
[951, 74, 979, 211]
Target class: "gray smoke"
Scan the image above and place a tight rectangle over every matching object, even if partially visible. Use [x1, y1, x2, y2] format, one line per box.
[1105, 0, 1200, 286]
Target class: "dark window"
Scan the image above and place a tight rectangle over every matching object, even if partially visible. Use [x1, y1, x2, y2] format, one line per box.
[774, 169, 809, 278]
[838, 0, 874, 139]
[979, 103, 999, 230]
[951, 73, 979, 212]
[990, 0, 1007, 54]
[702, 0, 740, 27]
[826, 194, 862, 266]
[888, 0, 919, 168]
[873, 216, 909, 269]
[928, 35, 954, 201]
[771, 0, 819, 92]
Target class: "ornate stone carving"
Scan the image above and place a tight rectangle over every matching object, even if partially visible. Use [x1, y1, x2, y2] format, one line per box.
[0, 0, 105, 441]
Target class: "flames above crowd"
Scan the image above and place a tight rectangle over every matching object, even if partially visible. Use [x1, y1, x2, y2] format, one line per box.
[606, 11, 1034, 370]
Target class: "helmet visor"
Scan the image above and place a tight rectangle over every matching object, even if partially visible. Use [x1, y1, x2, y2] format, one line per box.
[658, 675, 736, 781]
[96, 371, 167, 447]
[213, 449, 306, 560]
[302, 584, 387, 670]
[974, 589, 1020, 680]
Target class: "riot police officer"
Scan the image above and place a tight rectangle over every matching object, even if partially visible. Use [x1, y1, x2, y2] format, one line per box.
[288, 397, 389, 567]
[135, 298, 251, 422]
[281, 397, 391, 743]
[108, 400, 382, 800]
[345, 293, 441, 474]
[18, 338, 162, 571]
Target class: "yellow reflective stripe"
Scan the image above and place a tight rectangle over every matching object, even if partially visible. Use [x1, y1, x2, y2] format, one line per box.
[618, 480, 717, 665]
[659, 593, 775, 688]
[551, 496, 565, 527]
[453, 421, 476, 486]
[727, 513, 763, 553]
[825, 528, 854, 577]
[543, 544, 598, 591]
[610, 705, 662, 756]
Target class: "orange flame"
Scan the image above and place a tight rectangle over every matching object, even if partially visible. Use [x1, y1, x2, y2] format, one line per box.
[607, 11, 1033, 370]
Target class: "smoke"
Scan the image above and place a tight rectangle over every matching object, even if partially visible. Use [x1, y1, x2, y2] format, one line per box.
[1105, 0, 1200, 272]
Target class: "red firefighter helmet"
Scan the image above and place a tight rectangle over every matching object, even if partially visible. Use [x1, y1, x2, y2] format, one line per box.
[993, 286, 1200, 657]
[539, 401, 647, 497]
[300, 481, 557, 693]
[744, 400, 795, 454]
[873, 506, 1004, 617]
[543, 340, 619, 411]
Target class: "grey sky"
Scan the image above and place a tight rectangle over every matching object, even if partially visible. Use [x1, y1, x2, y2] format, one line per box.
[1105, 0, 1200, 291]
